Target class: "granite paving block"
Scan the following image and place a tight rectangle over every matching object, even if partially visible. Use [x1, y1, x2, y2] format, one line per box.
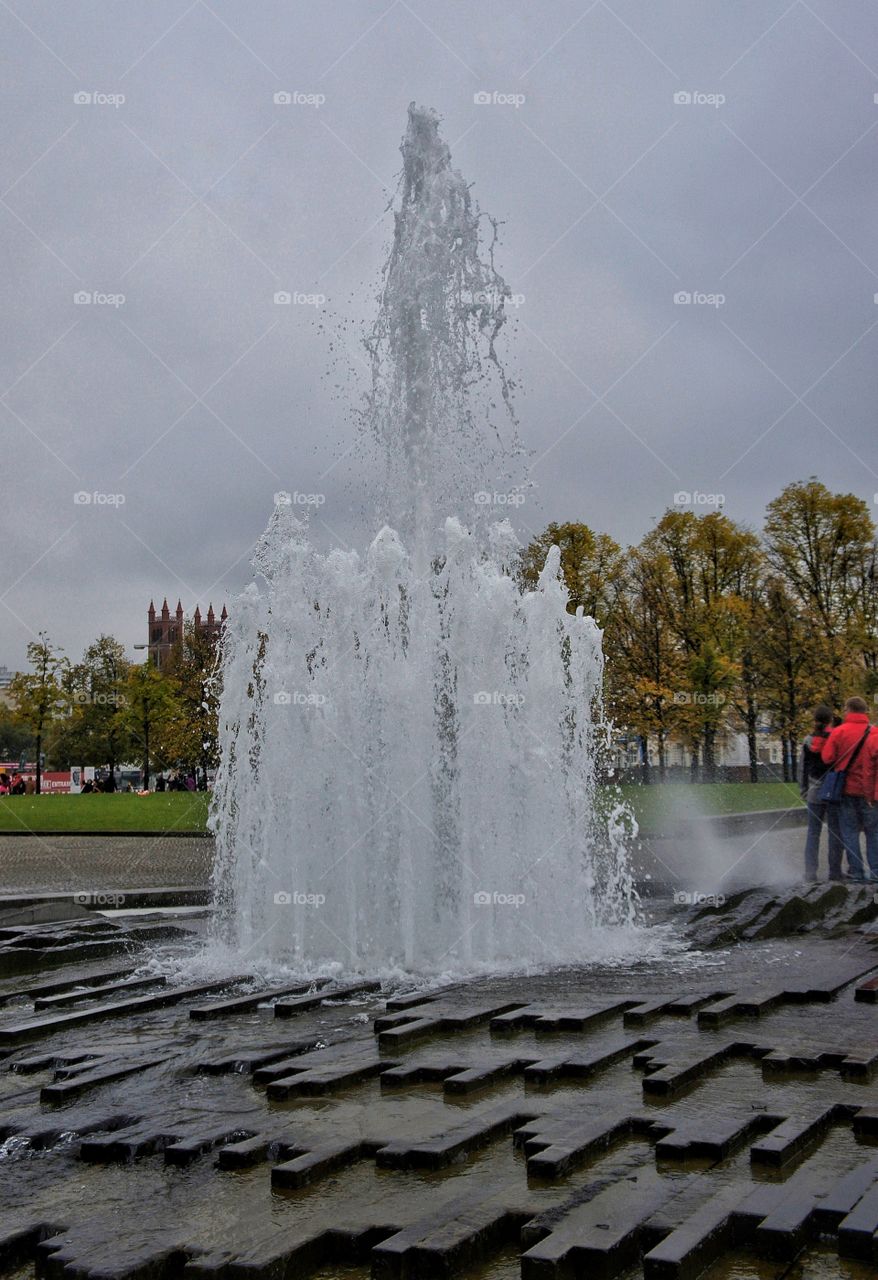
[838, 1183, 878, 1260]
[378, 1001, 527, 1050]
[32, 975, 168, 1010]
[272, 979, 381, 1019]
[524, 1035, 655, 1084]
[520, 1170, 690, 1279]
[376, 1102, 540, 1170]
[749, 1104, 846, 1167]
[642, 1186, 745, 1280]
[188, 978, 330, 1020]
[40, 1056, 168, 1104]
[0, 976, 253, 1045]
[271, 1138, 372, 1188]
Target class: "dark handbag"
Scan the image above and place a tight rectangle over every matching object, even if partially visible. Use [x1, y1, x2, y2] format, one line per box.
[818, 726, 871, 803]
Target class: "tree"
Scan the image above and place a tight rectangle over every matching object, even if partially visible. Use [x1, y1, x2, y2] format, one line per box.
[59, 637, 133, 785]
[157, 623, 221, 782]
[121, 663, 176, 788]
[638, 510, 762, 778]
[0, 708, 35, 764]
[8, 634, 66, 793]
[608, 543, 687, 777]
[764, 479, 875, 709]
[519, 522, 626, 626]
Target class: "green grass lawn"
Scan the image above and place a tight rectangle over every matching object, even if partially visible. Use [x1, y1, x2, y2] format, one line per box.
[619, 781, 803, 835]
[0, 792, 210, 834]
[0, 782, 802, 836]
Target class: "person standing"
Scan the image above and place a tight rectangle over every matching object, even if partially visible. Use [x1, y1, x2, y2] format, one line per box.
[821, 697, 878, 882]
[801, 705, 844, 880]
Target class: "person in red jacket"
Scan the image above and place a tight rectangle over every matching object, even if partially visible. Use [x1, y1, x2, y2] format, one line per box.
[821, 697, 878, 881]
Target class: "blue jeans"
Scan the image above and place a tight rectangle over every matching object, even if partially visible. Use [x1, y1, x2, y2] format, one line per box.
[838, 796, 878, 879]
[804, 797, 843, 879]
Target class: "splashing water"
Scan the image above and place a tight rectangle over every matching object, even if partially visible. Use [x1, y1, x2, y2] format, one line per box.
[210, 105, 638, 974]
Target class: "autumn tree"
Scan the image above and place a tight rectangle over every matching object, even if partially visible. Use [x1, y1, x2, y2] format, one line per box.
[58, 637, 133, 785]
[157, 623, 221, 782]
[121, 663, 176, 787]
[519, 522, 626, 626]
[764, 479, 875, 708]
[8, 634, 66, 792]
[607, 543, 687, 777]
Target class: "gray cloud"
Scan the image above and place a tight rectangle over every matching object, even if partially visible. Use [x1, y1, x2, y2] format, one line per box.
[2, 0, 877, 668]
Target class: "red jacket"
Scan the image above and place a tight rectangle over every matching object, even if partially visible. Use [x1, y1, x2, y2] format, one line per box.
[820, 712, 878, 797]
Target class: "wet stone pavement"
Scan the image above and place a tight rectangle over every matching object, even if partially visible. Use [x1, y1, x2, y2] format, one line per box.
[0, 836, 211, 895]
[0, 886, 876, 1280]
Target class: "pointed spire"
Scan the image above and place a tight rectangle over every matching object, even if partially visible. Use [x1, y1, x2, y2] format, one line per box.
[207, 603, 215, 623]
[148, 599, 155, 619]
[220, 604, 228, 621]
[176, 599, 183, 618]
[194, 605, 202, 625]
[161, 598, 170, 619]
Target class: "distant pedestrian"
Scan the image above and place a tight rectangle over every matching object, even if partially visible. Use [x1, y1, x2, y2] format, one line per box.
[801, 705, 843, 880]
[155, 774, 166, 793]
[821, 697, 878, 881]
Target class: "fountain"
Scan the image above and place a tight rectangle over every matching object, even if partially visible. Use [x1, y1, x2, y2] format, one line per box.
[209, 105, 636, 973]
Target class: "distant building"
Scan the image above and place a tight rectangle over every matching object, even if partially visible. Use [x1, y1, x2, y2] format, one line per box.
[147, 599, 227, 669]
[0, 666, 16, 709]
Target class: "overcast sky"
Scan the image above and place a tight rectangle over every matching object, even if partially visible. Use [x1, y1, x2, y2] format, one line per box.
[2, 0, 877, 670]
